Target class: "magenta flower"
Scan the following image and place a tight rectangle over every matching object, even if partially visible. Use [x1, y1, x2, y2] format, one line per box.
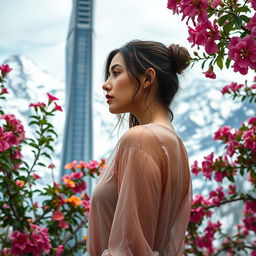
[208, 186, 225, 206]
[221, 82, 244, 94]
[214, 171, 227, 183]
[226, 140, 239, 157]
[1, 114, 25, 142]
[10, 230, 30, 255]
[58, 220, 69, 229]
[29, 102, 46, 110]
[0, 64, 12, 74]
[180, 0, 209, 24]
[0, 127, 13, 152]
[167, 0, 180, 13]
[1, 88, 8, 94]
[250, 0, 256, 10]
[213, 126, 233, 141]
[47, 92, 59, 102]
[48, 163, 56, 169]
[203, 69, 216, 79]
[54, 102, 63, 112]
[227, 35, 256, 75]
[52, 210, 64, 221]
[33, 173, 41, 180]
[56, 245, 64, 256]
[248, 116, 256, 126]
[188, 20, 220, 54]
[228, 185, 236, 195]
[191, 160, 201, 175]
[71, 171, 84, 179]
[246, 13, 256, 36]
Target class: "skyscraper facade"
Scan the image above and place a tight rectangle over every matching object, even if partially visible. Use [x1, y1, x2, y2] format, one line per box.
[61, 0, 93, 195]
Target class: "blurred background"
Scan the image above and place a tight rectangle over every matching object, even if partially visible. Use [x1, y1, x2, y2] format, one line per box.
[0, 0, 253, 199]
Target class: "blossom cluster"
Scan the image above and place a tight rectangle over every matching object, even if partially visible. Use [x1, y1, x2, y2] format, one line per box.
[0, 66, 104, 255]
[168, 0, 256, 77]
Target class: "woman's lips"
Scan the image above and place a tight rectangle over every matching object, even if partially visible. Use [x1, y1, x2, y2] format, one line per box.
[106, 95, 114, 103]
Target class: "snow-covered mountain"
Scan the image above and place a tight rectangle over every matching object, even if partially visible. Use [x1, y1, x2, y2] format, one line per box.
[2, 55, 65, 182]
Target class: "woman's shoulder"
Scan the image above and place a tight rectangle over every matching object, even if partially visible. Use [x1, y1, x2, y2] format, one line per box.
[118, 124, 179, 152]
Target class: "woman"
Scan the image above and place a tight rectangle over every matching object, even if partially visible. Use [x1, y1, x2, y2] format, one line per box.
[86, 40, 192, 256]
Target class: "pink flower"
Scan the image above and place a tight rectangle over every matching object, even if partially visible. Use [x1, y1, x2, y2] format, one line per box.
[54, 102, 63, 112]
[201, 152, 214, 180]
[221, 82, 244, 94]
[250, 0, 256, 10]
[227, 35, 256, 75]
[71, 171, 84, 179]
[242, 129, 254, 140]
[214, 171, 226, 183]
[16, 180, 25, 187]
[180, 0, 209, 24]
[188, 20, 220, 54]
[0, 64, 12, 74]
[246, 14, 256, 36]
[48, 163, 56, 169]
[52, 210, 64, 221]
[29, 102, 46, 110]
[86, 160, 99, 170]
[1, 88, 8, 94]
[209, 0, 222, 7]
[203, 69, 216, 79]
[10, 230, 30, 255]
[47, 92, 59, 102]
[226, 140, 239, 157]
[190, 207, 207, 223]
[248, 116, 256, 126]
[191, 160, 201, 175]
[58, 220, 69, 229]
[213, 126, 232, 141]
[33, 173, 41, 180]
[209, 186, 225, 206]
[56, 245, 64, 256]
[244, 138, 256, 152]
[228, 185, 236, 195]
[0, 127, 13, 151]
[1, 114, 25, 142]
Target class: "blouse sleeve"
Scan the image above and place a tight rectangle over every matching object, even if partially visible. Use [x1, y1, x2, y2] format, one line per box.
[102, 145, 163, 256]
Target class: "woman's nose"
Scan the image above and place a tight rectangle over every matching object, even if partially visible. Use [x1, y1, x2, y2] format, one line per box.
[102, 80, 111, 92]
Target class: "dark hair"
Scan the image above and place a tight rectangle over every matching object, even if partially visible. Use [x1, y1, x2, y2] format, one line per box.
[104, 40, 190, 131]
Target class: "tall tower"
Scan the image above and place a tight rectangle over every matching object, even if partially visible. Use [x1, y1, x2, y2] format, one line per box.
[61, 0, 93, 195]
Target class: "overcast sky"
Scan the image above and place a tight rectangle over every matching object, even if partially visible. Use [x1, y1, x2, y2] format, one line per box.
[0, 0, 195, 85]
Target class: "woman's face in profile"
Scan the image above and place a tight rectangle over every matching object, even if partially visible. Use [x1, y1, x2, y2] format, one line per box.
[102, 52, 144, 115]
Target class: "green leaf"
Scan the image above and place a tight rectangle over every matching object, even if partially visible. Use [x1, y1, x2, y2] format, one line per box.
[218, 14, 231, 26]
[216, 55, 223, 69]
[29, 142, 39, 149]
[236, 6, 250, 13]
[225, 58, 231, 69]
[240, 15, 250, 23]
[234, 16, 242, 28]
[29, 121, 39, 126]
[41, 152, 52, 160]
[223, 21, 234, 35]
[37, 162, 46, 167]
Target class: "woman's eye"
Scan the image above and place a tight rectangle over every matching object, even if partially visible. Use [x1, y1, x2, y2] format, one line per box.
[113, 71, 121, 76]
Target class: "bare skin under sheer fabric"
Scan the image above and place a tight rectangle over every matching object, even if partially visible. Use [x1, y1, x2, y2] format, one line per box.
[87, 123, 192, 256]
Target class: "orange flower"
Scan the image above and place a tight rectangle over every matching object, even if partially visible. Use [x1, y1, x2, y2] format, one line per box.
[65, 195, 82, 206]
[52, 210, 64, 221]
[62, 175, 76, 188]
[15, 180, 25, 187]
[64, 160, 77, 169]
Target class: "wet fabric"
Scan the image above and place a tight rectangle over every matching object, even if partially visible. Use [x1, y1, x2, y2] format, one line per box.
[87, 123, 192, 256]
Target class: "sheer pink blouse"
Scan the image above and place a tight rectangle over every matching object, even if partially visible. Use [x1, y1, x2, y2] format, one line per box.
[86, 123, 192, 256]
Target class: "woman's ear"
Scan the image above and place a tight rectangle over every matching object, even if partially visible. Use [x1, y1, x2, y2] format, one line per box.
[143, 68, 156, 89]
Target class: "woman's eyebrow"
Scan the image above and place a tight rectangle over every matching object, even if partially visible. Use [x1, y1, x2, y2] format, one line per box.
[109, 64, 123, 72]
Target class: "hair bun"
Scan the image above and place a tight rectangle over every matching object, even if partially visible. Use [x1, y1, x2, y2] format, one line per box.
[168, 44, 191, 74]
